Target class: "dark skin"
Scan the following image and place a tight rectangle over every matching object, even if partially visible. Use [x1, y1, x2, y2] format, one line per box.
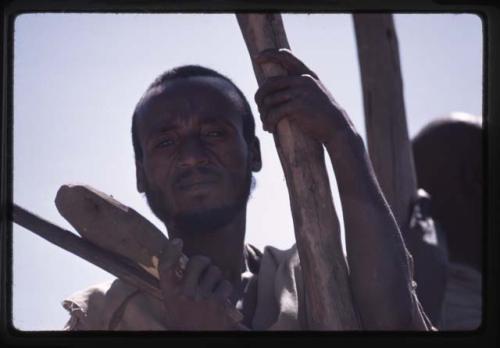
[134, 50, 430, 330]
[255, 49, 428, 329]
[135, 76, 261, 329]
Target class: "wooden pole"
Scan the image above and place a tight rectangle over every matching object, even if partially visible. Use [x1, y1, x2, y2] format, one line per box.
[12, 203, 246, 329]
[237, 13, 360, 330]
[12, 204, 163, 299]
[353, 13, 417, 232]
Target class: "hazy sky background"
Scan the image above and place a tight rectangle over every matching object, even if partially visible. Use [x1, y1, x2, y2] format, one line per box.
[12, 13, 482, 330]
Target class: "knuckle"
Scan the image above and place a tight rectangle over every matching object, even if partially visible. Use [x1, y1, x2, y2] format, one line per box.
[300, 74, 316, 84]
[278, 49, 293, 60]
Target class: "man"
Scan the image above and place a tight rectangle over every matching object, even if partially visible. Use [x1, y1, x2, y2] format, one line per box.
[412, 114, 482, 330]
[63, 49, 433, 330]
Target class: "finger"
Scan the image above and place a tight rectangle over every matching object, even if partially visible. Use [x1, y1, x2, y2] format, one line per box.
[213, 280, 233, 304]
[158, 238, 184, 293]
[255, 76, 297, 109]
[262, 101, 298, 133]
[198, 265, 223, 298]
[254, 48, 318, 78]
[181, 255, 211, 299]
[260, 88, 299, 112]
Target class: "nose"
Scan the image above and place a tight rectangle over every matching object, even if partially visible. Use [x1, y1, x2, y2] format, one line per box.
[177, 137, 209, 168]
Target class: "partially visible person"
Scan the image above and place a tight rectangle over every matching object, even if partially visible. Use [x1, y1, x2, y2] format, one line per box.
[404, 188, 448, 328]
[412, 113, 483, 330]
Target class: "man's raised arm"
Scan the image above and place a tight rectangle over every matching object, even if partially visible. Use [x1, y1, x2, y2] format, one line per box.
[254, 49, 434, 330]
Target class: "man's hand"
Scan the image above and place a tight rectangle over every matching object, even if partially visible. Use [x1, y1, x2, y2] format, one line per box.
[254, 48, 358, 147]
[158, 238, 238, 330]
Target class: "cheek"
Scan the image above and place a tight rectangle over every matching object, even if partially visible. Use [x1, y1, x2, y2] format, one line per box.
[217, 139, 249, 173]
[225, 150, 252, 193]
[143, 156, 175, 189]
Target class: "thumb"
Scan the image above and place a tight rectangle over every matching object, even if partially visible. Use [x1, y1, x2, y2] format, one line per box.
[158, 238, 185, 294]
[254, 48, 318, 78]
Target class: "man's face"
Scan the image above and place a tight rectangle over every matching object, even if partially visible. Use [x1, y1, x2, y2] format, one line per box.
[135, 76, 260, 233]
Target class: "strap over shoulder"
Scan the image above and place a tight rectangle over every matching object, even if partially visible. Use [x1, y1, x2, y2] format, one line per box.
[62, 279, 139, 330]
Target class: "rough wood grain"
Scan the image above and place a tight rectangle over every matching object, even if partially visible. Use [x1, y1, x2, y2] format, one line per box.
[53, 184, 243, 325]
[353, 14, 417, 232]
[237, 13, 360, 330]
[55, 184, 173, 279]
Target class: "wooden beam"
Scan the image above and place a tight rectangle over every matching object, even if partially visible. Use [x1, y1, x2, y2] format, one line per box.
[12, 203, 163, 299]
[353, 13, 417, 232]
[237, 13, 360, 330]
[54, 184, 170, 280]
[12, 202, 245, 329]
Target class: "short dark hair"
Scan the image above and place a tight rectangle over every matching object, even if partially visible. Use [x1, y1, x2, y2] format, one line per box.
[131, 65, 256, 162]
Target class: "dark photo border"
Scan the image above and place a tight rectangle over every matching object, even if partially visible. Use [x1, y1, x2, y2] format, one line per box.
[1, 0, 498, 347]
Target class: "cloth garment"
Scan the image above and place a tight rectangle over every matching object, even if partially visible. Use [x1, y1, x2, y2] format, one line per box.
[62, 243, 430, 331]
[439, 262, 482, 331]
[406, 189, 482, 330]
[62, 244, 306, 330]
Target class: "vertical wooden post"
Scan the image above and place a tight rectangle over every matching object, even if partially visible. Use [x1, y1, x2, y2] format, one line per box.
[353, 13, 417, 232]
[237, 13, 360, 330]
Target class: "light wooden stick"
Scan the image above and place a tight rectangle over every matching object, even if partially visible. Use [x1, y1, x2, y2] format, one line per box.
[53, 184, 244, 326]
[353, 13, 417, 232]
[13, 198, 245, 329]
[237, 13, 360, 330]
[12, 204, 163, 299]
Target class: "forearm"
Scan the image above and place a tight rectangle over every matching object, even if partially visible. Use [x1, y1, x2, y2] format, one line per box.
[325, 128, 421, 330]
[251, 48, 430, 329]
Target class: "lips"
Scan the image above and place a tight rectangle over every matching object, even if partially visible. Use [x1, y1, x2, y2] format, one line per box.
[174, 167, 222, 191]
[177, 179, 217, 191]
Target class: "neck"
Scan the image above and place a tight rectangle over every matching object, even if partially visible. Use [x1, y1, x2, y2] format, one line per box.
[166, 208, 247, 289]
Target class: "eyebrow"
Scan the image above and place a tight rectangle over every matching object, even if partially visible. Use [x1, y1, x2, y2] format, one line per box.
[202, 118, 241, 135]
[201, 117, 235, 127]
[146, 115, 238, 139]
[147, 124, 178, 137]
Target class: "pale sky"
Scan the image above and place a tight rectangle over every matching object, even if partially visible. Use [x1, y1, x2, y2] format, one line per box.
[12, 13, 482, 330]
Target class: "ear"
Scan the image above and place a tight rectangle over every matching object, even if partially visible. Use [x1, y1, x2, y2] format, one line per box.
[249, 137, 262, 172]
[136, 160, 145, 193]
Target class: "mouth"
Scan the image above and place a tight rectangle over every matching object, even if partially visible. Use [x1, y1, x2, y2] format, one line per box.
[177, 179, 218, 191]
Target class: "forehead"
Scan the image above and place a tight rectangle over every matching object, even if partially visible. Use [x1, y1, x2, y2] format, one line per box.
[136, 76, 246, 133]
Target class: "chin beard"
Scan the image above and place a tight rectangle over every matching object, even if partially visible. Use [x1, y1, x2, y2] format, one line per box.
[143, 171, 254, 234]
[174, 199, 247, 234]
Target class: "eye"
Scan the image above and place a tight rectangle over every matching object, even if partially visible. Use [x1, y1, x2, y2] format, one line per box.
[156, 137, 175, 148]
[205, 130, 223, 137]
[203, 128, 226, 139]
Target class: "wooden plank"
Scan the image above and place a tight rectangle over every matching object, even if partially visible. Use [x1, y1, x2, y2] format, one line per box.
[236, 13, 360, 330]
[54, 184, 174, 280]
[53, 184, 244, 325]
[13, 198, 244, 328]
[353, 13, 417, 232]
